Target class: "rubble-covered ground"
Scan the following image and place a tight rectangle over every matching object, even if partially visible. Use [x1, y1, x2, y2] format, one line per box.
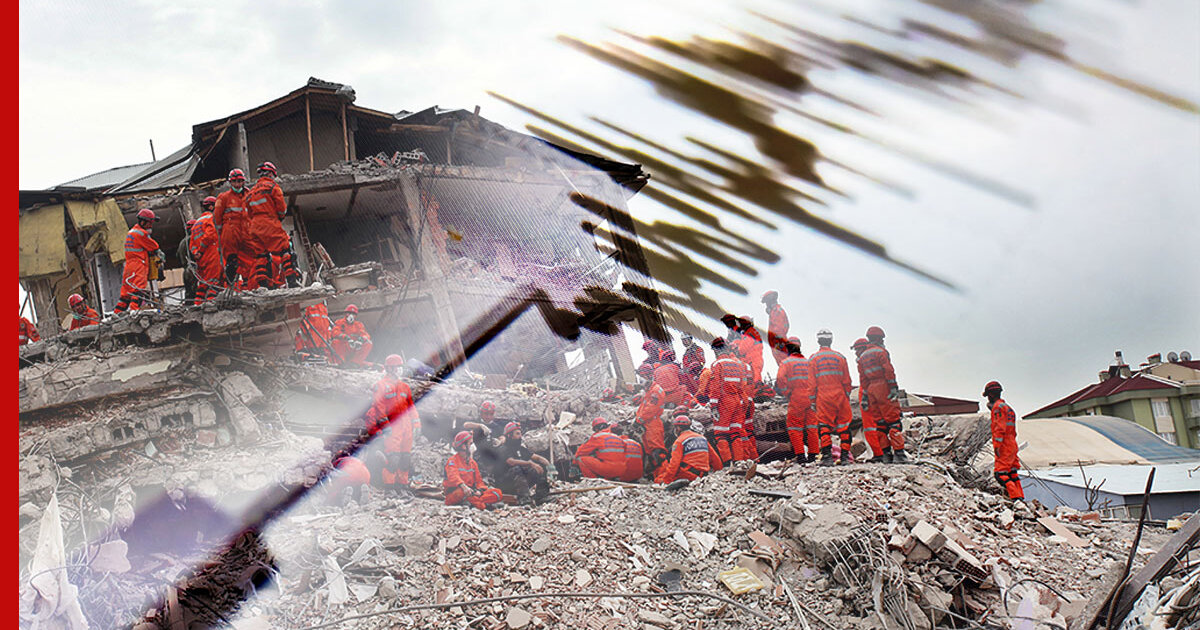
[19, 400, 1194, 629]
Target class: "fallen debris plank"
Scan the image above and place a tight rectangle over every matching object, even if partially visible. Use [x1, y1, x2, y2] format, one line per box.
[1105, 509, 1200, 628]
[748, 489, 794, 499]
[1037, 516, 1088, 548]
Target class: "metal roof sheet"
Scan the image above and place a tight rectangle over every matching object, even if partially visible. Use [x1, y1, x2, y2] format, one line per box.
[1032, 462, 1200, 495]
[55, 162, 154, 191]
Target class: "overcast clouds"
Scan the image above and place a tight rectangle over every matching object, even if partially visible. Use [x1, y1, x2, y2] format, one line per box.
[19, 0, 1200, 415]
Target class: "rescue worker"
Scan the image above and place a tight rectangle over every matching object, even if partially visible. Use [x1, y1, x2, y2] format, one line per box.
[762, 290, 790, 369]
[810, 329, 853, 466]
[655, 415, 723, 484]
[326, 455, 371, 506]
[733, 315, 764, 384]
[113, 209, 162, 314]
[331, 304, 373, 367]
[653, 349, 695, 408]
[637, 339, 661, 383]
[453, 400, 506, 476]
[365, 354, 420, 491]
[213, 169, 252, 289]
[600, 387, 623, 403]
[680, 333, 705, 394]
[179, 219, 198, 304]
[983, 381, 1024, 501]
[443, 431, 503, 509]
[294, 302, 335, 361]
[244, 161, 299, 289]
[719, 313, 739, 343]
[776, 337, 818, 463]
[574, 418, 627, 480]
[635, 377, 669, 474]
[67, 294, 100, 329]
[856, 327, 908, 463]
[699, 337, 753, 464]
[18, 315, 40, 345]
[190, 196, 223, 304]
[618, 426, 645, 482]
[495, 422, 550, 504]
[851, 338, 888, 463]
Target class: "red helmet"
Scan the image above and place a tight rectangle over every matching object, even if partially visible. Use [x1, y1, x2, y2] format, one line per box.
[866, 326, 885, 340]
[982, 381, 1003, 396]
[136, 208, 158, 222]
[602, 387, 614, 398]
[642, 339, 656, 351]
[720, 313, 738, 325]
[68, 293, 85, 308]
[761, 290, 778, 303]
[591, 417, 610, 430]
[228, 169, 246, 181]
[345, 304, 359, 314]
[202, 196, 217, 208]
[257, 161, 277, 176]
[385, 354, 404, 368]
[851, 337, 870, 350]
[480, 400, 496, 417]
[710, 337, 727, 351]
[503, 422, 521, 437]
[452, 431, 473, 450]
[671, 412, 691, 428]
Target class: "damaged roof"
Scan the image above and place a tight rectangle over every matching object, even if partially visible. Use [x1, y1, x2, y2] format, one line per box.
[1026, 373, 1181, 418]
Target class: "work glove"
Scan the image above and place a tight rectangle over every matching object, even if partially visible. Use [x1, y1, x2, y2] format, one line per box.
[887, 387, 899, 401]
[861, 397, 870, 411]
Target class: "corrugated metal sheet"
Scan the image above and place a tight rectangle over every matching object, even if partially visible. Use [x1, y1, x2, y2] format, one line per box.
[19, 204, 68, 278]
[56, 162, 153, 191]
[1033, 462, 1200, 495]
[107, 145, 197, 193]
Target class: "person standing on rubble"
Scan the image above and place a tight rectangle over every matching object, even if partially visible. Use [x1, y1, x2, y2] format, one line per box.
[776, 337, 818, 463]
[983, 381, 1025, 501]
[635, 373, 670, 475]
[214, 169, 252, 289]
[444, 431, 503, 509]
[494, 422, 550, 504]
[365, 354, 421, 492]
[855, 327, 908, 463]
[733, 315, 764, 384]
[67, 294, 100, 329]
[762, 290, 790, 370]
[810, 328, 853, 466]
[575, 418, 628, 480]
[113, 209, 162, 314]
[654, 348, 695, 408]
[655, 414, 723, 484]
[244, 161, 299, 289]
[18, 314, 39, 345]
[699, 337, 753, 464]
[331, 304, 373, 367]
[190, 196, 223, 304]
[851, 338, 888, 463]
[680, 333, 705, 394]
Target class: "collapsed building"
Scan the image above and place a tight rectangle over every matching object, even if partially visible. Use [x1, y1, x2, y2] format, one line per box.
[18, 79, 1199, 630]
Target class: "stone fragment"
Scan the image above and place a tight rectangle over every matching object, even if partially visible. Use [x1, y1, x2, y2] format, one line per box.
[636, 610, 675, 627]
[905, 542, 933, 564]
[911, 521, 947, 552]
[529, 576, 544, 590]
[575, 568, 593, 588]
[505, 606, 533, 629]
[531, 537, 552, 553]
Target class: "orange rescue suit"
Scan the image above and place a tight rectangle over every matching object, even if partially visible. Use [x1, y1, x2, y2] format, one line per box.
[214, 188, 252, 287]
[294, 304, 334, 359]
[636, 382, 668, 472]
[620, 436, 644, 482]
[19, 316, 40, 345]
[776, 353, 817, 458]
[189, 212, 223, 303]
[367, 374, 420, 487]
[732, 334, 763, 384]
[809, 346, 852, 451]
[575, 430, 628, 480]
[766, 303, 790, 367]
[654, 431, 723, 484]
[114, 225, 159, 313]
[990, 398, 1024, 500]
[331, 317, 373, 366]
[244, 176, 294, 289]
[702, 355, 753, 463]
[443, 452, 502, 509]
[69, 307, 101, 330]
[857, 343, 904, 452]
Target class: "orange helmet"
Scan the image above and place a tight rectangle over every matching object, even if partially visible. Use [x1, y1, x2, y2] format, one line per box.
[201, 196, 217, 209]
[982, 381, 1003, 396]
[228, 169, 246, 182]
[345, 304, 359, 314]
[136, 208, 158, 222]
[866, 326, 885, 341]
[385, 354, 404, 368]
[591, 417, 610, 430]
[257, 161, 278, 177]
[452, 431, 473, 450]
[68, 293, 85, 308]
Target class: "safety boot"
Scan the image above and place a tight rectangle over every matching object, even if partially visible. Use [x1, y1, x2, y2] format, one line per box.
[869, 449, 893, 464]
[891, 449, 910, 464]
[839, 449, 853, 465]
[819, 446, 836, 467]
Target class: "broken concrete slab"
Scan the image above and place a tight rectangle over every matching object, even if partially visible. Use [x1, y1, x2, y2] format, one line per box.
[911, 520, 947, 552]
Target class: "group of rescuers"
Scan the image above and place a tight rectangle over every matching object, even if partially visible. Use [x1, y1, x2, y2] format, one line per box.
[321, 289, 1024, 510]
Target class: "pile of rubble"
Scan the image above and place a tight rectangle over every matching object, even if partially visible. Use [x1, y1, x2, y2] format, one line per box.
[18, 375, 1198, 629]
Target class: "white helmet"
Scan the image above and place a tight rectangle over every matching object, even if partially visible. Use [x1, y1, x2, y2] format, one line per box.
[817, 328, 833, 338]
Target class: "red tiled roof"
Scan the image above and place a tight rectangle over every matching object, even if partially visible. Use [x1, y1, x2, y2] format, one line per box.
[1027, 374, 1179, 417]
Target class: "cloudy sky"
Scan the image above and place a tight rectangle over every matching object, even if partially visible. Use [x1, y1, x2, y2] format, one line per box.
[19, 0, 1200, 416]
